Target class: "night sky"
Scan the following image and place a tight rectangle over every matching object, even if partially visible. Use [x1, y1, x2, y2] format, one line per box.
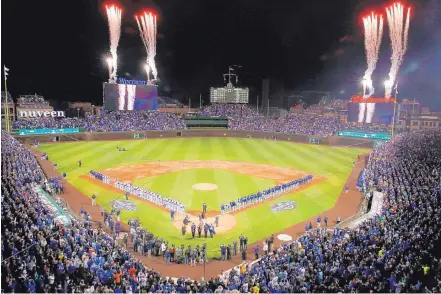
[2, 0, 441, 109]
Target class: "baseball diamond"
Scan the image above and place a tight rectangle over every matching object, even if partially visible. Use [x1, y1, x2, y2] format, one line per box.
[39, 137, 367, 258]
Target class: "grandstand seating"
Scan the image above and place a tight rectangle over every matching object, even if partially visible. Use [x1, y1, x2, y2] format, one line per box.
[157, 96, 184, 108]
[229, 114, 341, 137]
[13, 111, 186, 132]
[17, 94, 50, 108]
[200, 104, 261, 118]
[2, 131, 440, 292]
[1, 91, 14, 103]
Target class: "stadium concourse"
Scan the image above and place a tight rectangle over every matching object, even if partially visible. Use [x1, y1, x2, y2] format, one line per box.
[2, 115, 441, 293]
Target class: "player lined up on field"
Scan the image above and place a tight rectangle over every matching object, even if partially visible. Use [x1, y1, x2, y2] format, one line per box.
[89, 170, 185, 214]
[220, 174, 313, 214]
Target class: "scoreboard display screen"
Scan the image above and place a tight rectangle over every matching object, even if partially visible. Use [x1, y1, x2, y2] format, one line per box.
[210, 84, 249, 104]
[347, 102, 394, 124]
[103, 83, 158, 111]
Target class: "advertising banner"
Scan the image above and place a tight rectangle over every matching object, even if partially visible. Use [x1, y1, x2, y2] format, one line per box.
[338, 131, 391, 140]
[18, 128, 80, 135]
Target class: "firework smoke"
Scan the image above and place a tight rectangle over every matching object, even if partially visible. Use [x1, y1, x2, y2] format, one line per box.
[362, 12, 384, 98]
[359, 12, 383, 123]
[385, 3, 411, 98]
[105, 5, 122, 83]
[127, 85, 136, 110]
[117, 84, 126, 110]
[136, 12, 158, 82]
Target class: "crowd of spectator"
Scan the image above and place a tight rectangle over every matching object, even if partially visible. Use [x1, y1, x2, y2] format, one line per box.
[342, 123, 391, 134]
[1, 91, 14, 103]
[44, 177, 64, 195]
[157, 97, 184, 108]
[200, 104, 261, 118]
[12, 111, 186, 132]
[325, 100, 349, 111]
[2, 126, 441, 292]
[17, 95, 50, 108]
[1, 133, 229, 293]
[221, 131, 441, 293]
[11, 105, 398, 137]
[304, 104, 325, 113]
[229, 114, 341, 137]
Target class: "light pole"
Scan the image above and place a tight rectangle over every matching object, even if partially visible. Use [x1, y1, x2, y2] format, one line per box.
[3, 65, 10, 132]
[391, 82, 399, 137]
[77, 108, 80, 118]
[106, 57, 113, 83]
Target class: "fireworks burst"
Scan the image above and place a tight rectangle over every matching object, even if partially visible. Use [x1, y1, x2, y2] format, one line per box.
[385, 2, 411, 98]
[362, 12, 384, 98]
[136, 11, 158, 82]
[105, 4, 122, 83]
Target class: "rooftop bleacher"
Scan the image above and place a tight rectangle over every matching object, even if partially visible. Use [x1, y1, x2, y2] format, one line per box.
[158, 96, 184, 108]
[1, 91, 14, 104]
[16, 94, 50, 108]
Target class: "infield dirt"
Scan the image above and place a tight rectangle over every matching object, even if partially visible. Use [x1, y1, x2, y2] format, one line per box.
[100, 160, 310, 184]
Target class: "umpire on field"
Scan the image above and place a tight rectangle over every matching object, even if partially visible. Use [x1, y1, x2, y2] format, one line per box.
[181, 225, 186, 237]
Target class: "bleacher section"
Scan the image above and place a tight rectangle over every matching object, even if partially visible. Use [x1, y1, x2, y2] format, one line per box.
[157, 96, 184, 108]
[17, 94, 50, 109]
[200, 104, 261, 118]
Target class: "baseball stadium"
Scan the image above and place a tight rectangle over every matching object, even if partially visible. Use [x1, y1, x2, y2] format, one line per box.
[2, 0, 441, 292]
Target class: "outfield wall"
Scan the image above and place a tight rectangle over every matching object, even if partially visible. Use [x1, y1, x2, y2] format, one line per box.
[14, 129, 375, 149]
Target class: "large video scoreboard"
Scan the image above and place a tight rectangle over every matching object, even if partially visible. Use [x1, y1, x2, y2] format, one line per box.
[210, 83, 249, 104]
[347, 95, 395, 124]
[103, 82, 158, 111]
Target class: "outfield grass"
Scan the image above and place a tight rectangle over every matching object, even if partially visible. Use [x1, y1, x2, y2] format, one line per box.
[39, 138, 368, 256]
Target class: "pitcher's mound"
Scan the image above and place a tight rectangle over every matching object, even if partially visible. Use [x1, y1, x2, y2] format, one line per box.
[192, 183, 218, 191]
